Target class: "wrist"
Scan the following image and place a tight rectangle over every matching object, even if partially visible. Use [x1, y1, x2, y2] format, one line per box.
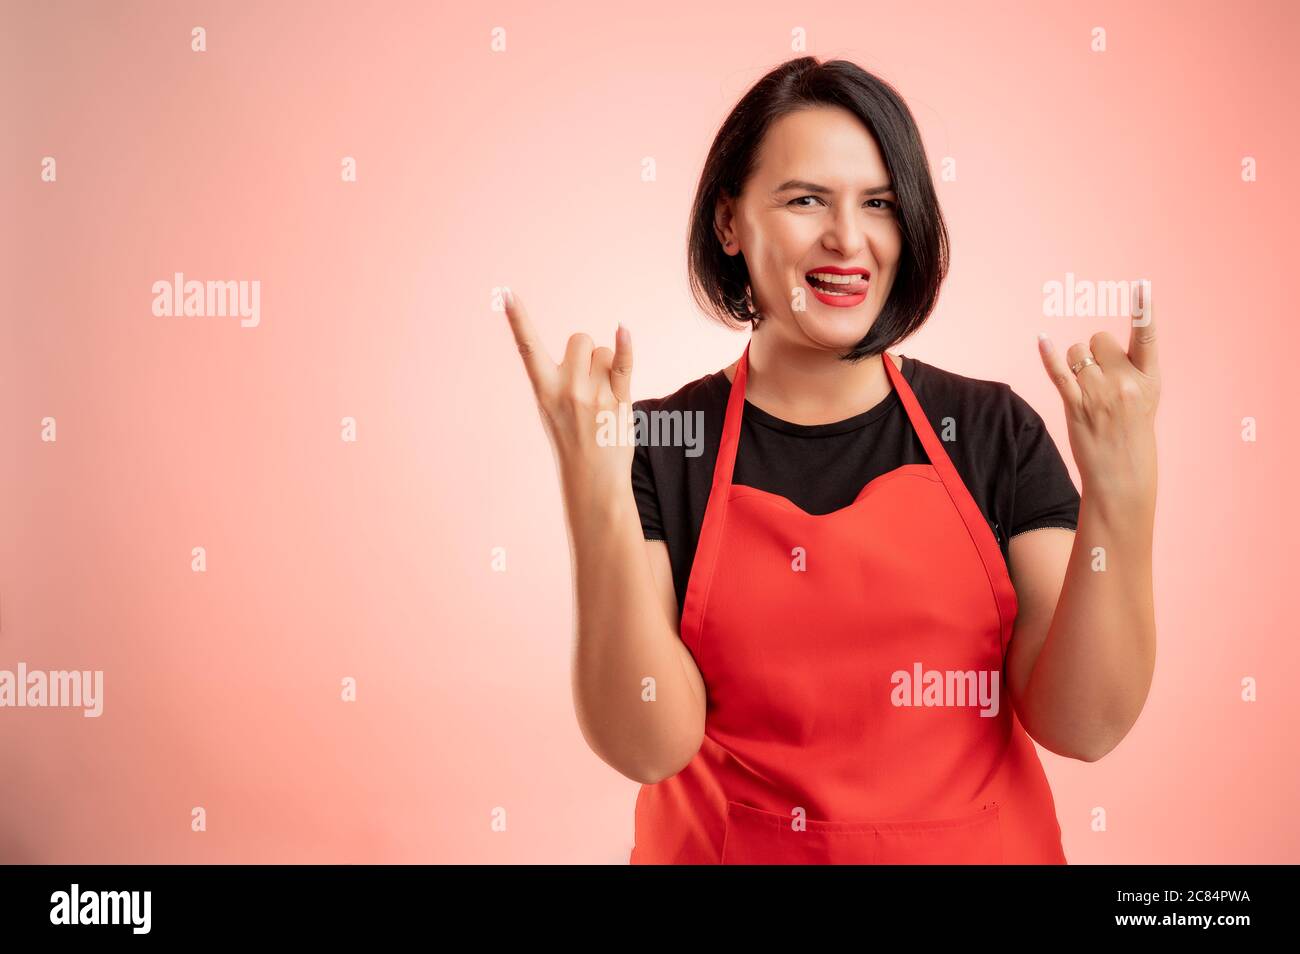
[559, 458, 637, 523]
[1080, 480, 1155, 529]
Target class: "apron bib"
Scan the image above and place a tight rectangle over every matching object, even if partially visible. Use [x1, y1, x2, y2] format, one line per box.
[630, 342, 1067, 864]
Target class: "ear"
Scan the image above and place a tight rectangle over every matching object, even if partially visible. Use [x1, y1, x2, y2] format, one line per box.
[714, 192, 738, 250]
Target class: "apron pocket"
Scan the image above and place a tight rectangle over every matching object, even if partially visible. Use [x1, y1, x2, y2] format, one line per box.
[719, 800, 1002, 865]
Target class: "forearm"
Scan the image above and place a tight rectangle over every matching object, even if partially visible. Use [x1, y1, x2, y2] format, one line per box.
[564, 468, 704, 784]
[1018, 488, 1157, 761]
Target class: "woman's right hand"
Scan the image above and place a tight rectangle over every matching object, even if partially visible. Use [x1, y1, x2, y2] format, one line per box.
[501, 286, 706, 784]
[501, 286, 635, 491]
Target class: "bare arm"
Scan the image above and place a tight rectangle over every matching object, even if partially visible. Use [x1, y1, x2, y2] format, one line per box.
[1012, 285, 1161, 761]
[502, 288, 706, 784]
[564, 472, 706, 783]
[1008, 502, 1155, 763]
[1005, 528, 1074, 756]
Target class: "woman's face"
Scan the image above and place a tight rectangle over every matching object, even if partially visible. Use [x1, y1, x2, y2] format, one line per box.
[717, 105, 904, 353]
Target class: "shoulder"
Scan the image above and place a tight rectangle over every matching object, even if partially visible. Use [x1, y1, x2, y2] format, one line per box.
[631, 369, 727, 479]
[905, 356, 1060, 463]
[633, 368, 727, 415]
[906, 355, 1018, 423]
[906, 354, 1007, 395]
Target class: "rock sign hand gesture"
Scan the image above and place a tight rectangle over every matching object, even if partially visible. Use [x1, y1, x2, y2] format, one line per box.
[501, 287, 636, 494]
[1037, 282, 1160, 506]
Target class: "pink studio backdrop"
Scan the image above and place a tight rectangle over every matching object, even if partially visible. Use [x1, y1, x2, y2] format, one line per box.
[1, 0, 1296, 864]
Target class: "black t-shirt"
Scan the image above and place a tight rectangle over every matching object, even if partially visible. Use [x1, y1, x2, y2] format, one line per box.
[631, 353, 1081, 620]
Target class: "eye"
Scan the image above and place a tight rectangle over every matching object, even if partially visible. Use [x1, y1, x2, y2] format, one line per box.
[787, 195, 896, 210]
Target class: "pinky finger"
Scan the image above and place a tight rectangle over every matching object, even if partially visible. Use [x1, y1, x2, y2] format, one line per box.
[1038, 333, 1081, 411]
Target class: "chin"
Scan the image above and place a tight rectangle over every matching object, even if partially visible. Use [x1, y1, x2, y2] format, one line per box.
[789, 312, 875, 352]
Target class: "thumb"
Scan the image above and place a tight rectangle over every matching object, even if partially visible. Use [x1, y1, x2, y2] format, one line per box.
[610, 323, 633, 404]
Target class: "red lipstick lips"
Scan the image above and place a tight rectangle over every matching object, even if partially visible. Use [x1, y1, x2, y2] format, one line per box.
[808, 266, 871, 275]
[805, 265, 870, 307]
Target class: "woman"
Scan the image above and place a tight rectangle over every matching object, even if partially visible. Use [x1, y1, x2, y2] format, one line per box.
[502, 57, 1159, 864]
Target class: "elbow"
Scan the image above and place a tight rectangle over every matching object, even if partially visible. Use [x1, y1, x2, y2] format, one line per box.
[1015, 695, 1131, 763]
[628, 729, 706, 785]
[1020, 717, 1123, 763]
[577, 718, 705, 786]
[1078, 710, 1146, 761]
[1066, 723, 1131, 763]
[1074, 734, 1124, 763]
[1033, 739, 1110, 763]
[572, 677, 707, 785]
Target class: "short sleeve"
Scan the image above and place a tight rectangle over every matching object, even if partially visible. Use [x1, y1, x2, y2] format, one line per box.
[631, 401, 666, 541]
[1008, 390, 1080, 538]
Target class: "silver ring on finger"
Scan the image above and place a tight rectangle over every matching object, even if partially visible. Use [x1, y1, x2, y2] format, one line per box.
[1069, 355, 1098, 376]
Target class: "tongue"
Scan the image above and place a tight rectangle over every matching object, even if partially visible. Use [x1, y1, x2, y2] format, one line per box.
[810, 276, 865, 293]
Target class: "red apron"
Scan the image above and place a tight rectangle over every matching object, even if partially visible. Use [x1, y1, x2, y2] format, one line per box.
[630, 341, 1067, 864]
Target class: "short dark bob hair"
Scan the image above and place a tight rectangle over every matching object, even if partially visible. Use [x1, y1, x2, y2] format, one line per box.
[686, 56, 949, 363]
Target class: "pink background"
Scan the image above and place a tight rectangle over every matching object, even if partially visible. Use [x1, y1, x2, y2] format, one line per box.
[1, 0, 1296, 863]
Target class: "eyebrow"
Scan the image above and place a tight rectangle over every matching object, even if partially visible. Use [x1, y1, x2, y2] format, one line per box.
[773, 179, 895, 195]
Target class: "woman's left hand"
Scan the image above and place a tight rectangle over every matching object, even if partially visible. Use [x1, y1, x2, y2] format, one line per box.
[1037, 282, 1160, 506]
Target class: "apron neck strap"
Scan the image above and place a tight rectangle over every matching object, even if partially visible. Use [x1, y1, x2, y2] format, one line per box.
[712, 340, 751, 494]
[716, 339, 963, 491]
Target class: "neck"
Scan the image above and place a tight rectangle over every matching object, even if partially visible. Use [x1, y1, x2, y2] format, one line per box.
[725, 325, 897, 426]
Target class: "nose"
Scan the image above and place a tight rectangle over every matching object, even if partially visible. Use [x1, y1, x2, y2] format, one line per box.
[822, 203, 867, 259]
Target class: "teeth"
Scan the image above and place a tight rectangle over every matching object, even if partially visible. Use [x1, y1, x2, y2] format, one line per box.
[807, 271, 867, 284]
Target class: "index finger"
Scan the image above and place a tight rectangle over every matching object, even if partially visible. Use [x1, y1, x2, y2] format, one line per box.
[501, 286, 555, 392]
[1128, 279, 1158, 377]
